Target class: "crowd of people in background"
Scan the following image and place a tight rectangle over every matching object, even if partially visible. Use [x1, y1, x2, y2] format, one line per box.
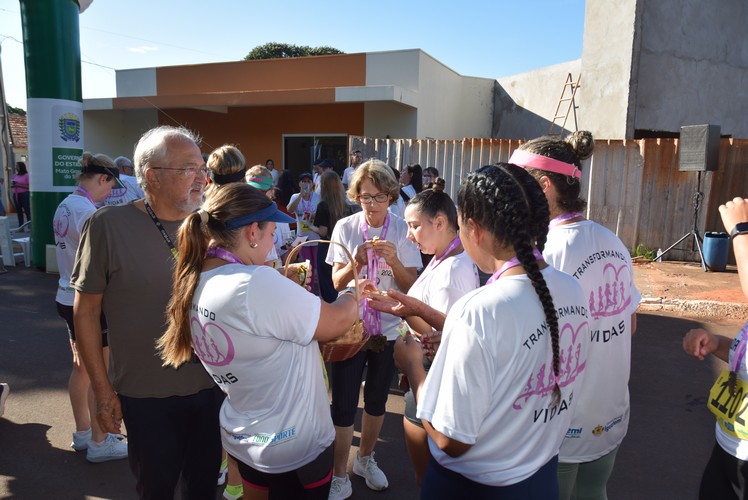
[4, 123, 748, 500]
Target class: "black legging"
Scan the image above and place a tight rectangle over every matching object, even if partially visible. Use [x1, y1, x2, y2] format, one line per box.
[13, 191, 31, 227]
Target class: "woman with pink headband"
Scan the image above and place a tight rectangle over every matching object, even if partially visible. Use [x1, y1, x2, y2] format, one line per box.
[511, 131, 641, 500]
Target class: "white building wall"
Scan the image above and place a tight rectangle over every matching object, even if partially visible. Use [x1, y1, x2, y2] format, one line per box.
[415, 53, 493, 140]
[83, 109, 158, 159]
[365, 50, 420, 90]
[363, 102, 417, 139]
[115, 68, 157, 98]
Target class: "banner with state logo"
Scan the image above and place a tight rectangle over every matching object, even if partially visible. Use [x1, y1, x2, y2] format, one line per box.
[27, 98, 84, 191]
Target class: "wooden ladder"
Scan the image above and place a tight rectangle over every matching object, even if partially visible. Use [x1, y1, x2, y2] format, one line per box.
[548, 73, 581, 136]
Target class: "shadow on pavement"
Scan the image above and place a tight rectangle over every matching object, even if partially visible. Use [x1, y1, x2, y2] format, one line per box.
[608, 312, 732, 500]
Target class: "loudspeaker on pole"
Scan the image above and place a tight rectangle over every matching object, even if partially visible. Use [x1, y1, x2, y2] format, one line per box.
[678, 124, 721, 172]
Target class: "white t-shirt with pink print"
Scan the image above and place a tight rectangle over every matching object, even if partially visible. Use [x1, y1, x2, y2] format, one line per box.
[544, 219, 641, 463]
[417, 266, 589, 486]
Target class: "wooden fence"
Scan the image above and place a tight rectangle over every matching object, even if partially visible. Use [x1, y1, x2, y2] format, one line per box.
[349, 136, 748, 262]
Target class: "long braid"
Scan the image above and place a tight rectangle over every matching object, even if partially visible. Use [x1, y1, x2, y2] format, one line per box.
[459, 163, 561, 405]
[515, 241, 561, 405]
[499, 164, 561, 405]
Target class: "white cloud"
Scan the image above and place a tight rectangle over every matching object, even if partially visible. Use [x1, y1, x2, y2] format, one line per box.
[128, 46, 159, 54]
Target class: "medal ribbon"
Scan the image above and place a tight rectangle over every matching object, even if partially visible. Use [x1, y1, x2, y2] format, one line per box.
[486, 249, 544, 285]
[361, 212, 391, 335]
[206, 247, 245, 265]
[412, 236, 461, 289]
[549, 212, 583, 228]
[75, 186, 96, 206]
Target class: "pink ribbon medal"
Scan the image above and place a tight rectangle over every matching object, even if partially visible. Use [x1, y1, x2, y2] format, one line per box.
[361, 212, 391, 335]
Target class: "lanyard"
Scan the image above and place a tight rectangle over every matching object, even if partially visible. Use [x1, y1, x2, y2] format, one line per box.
[206, 247, 245, 265]
[486, 249, 544, 285]
[300, 194, 312, 214]
[361, 212, 391, 335]
[412, 236, 461, 289]
[549, 212, 583, 228]
[75, 186, 96, 206]
[143, 200, 179, 261]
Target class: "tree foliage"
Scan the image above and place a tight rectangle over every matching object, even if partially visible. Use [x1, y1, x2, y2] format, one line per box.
[7, 105, 26, 116]
[244, 42, 344, 61]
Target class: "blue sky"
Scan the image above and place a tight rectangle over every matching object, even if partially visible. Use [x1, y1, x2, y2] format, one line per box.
[0, 0, 585, 109]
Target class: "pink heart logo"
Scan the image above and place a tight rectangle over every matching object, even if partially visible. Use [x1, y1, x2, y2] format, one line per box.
[190, 317, 235, 367]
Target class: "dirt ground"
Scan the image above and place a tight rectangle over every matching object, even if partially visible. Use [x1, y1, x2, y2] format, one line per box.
[633, 259, 748, 320]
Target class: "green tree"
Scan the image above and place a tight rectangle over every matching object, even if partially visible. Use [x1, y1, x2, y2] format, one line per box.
[244, 42, 344, 61]
[7, 105, 26, 116]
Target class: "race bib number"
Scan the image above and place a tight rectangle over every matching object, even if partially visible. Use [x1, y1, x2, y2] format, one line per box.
[708, 369, 748, 439]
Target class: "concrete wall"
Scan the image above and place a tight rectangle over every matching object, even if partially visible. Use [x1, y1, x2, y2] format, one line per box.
[494, 60, 581, 140]
[579, 0, 640, 140]
[83, 109, 158, 158]
[634, 0, 748, 137]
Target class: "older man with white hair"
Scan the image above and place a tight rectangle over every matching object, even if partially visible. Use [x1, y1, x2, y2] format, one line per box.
[72, 126, 222, 499]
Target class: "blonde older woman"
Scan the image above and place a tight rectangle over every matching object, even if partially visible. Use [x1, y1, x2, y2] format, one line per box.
[325, 159, 422, 499]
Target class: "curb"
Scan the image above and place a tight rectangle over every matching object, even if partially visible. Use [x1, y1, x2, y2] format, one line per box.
[639, 296, 748, 320]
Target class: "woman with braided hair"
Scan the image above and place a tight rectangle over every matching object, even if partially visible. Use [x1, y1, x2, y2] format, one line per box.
[512, 131, 640, 500]
[394, 164, 590, 499]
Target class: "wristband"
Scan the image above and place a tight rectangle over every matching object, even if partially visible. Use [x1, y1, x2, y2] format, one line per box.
[337, 286, 356, 298]
[730, 222, 748, 239]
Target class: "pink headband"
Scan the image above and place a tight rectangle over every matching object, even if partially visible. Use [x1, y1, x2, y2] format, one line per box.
[508, 150, 581, 179]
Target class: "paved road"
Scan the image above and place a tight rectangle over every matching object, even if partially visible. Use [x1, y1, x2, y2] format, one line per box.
[0, 267, 743, 499]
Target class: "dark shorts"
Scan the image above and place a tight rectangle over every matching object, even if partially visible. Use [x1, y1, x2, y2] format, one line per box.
[55, 302, 109, 347]
[421, 454, 559, 500]
[234, 443, 333, 499]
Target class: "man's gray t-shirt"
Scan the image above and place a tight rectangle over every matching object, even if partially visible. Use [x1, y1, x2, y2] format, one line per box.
[71, 203, 215, 398]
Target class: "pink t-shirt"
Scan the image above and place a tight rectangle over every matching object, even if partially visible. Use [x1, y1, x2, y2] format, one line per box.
[12, 173, 29, 194]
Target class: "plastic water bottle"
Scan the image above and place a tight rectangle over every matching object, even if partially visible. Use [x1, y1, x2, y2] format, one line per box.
[656, 248, 663, 261]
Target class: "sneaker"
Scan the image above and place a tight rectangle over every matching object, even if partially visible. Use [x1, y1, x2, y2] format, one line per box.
[222, 484, 243, 500]
[0, 383, 8, 418]
[353, 452, 388, 491]
[71, 428, 92, 451]
[328, 474, 352, 500]
[86, 433, 128, 463]
[217, 457, 228, 486]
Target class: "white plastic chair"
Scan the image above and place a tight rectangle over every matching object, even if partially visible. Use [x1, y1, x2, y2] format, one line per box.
[0, 216, 30, 267]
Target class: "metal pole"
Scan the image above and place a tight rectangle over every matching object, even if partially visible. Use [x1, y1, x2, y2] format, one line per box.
[19, 0, 84, 268]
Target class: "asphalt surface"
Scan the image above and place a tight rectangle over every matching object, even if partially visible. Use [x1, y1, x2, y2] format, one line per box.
[0, 265, 745, 499]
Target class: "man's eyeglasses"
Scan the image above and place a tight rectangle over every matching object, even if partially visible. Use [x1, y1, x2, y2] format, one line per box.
[358, 193, 389, 204]
[150, 166, 209, 177]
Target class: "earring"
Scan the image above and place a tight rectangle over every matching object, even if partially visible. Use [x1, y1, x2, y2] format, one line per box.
[249, 242, 258, 248]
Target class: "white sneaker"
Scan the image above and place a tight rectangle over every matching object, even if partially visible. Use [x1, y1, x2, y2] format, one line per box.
[71, 428, 92, 451]
[86, 433, 128, 463]
[353, 451, 388, 491]
[328, 474, 352, 500]
[0, 383, 8, 418]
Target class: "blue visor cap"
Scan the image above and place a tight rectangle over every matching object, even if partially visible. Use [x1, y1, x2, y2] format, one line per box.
[224, 202, 295, 230]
